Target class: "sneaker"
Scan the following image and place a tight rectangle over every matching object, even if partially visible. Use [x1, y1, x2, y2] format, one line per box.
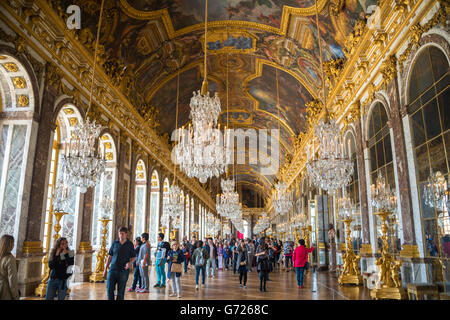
[239, 284, 242, 287]
[153, 284, 160, 288]
[298, 285, 301, 289]
[195, 285, 199, 290]
[160, 284, 166, 288]
[202, 284, 206, 288]
[169, 293, 176, 297]
[300, 285, 304, 289]
[243, 286, 247, 289]
[177, 295, 181, 298]
[141, 289, 149, 293]
[128, 288, 135, 292]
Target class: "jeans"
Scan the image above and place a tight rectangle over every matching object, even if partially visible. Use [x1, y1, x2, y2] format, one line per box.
[195, 265, 206, 285]
[224, 256, 229, 268]
[170, 274, 181, 296]
[296, 267, 305, 286]
[156, 259, 167, 285]
[239, 269, 248, 286]
[107, 269, 129, 300]
[259, 271, 268, 290]
[233, 259, 238, 274]
[131, 265, 142, 289]
[184, 260, 188, 273]
[206, 258, 216, 277]
[45, 278, 68, 300]
[139, 265, 149, 290]
[285, 256, 292, 269]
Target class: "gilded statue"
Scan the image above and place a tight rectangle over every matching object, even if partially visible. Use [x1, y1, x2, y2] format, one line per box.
[323, 58, 345, 88]
[391, 260, 402, 288]
[344, 19, 367, 57]
[305, 99, 323, 125]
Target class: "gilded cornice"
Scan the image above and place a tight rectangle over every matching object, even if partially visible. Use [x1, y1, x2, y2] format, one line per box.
[0, 0, 216, 211]
[277, 0, 443, 195]
[119, 0, 328, 38]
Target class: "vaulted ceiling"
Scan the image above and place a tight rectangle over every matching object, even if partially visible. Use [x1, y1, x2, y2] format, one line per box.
[71, 0, 374, 206]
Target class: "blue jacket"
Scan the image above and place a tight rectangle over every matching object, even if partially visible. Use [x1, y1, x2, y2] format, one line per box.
[167, 249, 184, 278]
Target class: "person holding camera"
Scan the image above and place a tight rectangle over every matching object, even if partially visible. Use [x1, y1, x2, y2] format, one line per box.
[45, 237, 74, 300]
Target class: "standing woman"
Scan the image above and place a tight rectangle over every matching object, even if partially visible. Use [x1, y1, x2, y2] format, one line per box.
[128, 236, 142, 292]
[167, 241, 184, 298]
[237, 240, 248, 288]
[46, 237, 74, 300]
[255, 238, 270, 292]
[292, 239, 314, 289]
[217, 241, 224, 271]
[192, 240, 208, 290]
[0, 235, 19, 300]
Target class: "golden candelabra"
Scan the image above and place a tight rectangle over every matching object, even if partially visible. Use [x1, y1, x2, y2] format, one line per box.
[170, 229, 177, 241]
[338, 218, 363, 285]
[89, 218, 112, 283]
[35, 211, 68, 297]
[370, 211, 407, 300]
[301, 226, 311, 248]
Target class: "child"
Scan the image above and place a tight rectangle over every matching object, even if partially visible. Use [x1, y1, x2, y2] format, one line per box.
[167, 241, 184, 298]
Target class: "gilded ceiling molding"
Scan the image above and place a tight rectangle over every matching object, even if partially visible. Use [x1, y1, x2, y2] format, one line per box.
[0, 1, 217, 211]
[119, 0, 328, 38]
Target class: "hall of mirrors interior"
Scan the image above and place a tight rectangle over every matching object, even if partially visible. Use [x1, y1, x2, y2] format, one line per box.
[0, 0, 449, 300]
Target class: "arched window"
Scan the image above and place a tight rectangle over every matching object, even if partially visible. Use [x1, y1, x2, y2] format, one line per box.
[367, 102, 399, 253]
[150, 171, 160, 247]
[134, 160, 147, 238]
[91, 133, 117, 263]
[408, 46, 450, 261]
[0, 55, 36, 252]
[43, 104, 83, 251]
[163, 178, 170, 239]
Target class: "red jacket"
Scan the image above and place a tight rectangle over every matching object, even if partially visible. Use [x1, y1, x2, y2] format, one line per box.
[292, 245, 314, 268]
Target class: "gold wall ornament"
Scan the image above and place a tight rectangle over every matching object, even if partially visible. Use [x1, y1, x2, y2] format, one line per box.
[68, 117, 78, 126]
[370, 211, 407, 300]
[338, 218, 363, 285]
[17, 94, 29, 107]
[395, 0, 410, 14]
[305, 99, 324, 126]
[105, 152, 113, 161]
[22, 241, 44, 254]
[399, 244, 420, 258]
[380, 55, 397, 88]
[45, 62, 63, 92]
[78, 241, 93, 253]
[344, 19, 367, 57]
[330, 0, 346, 16]
[12, 76, 26, 88]
[90, 218, 112, 283]
[35, 211, 68, 297]
[348, 101, 361, 123]
[0, 55, 6, 59]
[323, 58, 346, 88]
[3, 62, 18, 72]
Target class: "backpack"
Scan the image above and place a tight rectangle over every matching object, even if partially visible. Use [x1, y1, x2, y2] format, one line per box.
[258, 257, 270, 272]
[284, 245, 292, 255]
[162, 241, 171, 258]
[195, 249, 205, 267]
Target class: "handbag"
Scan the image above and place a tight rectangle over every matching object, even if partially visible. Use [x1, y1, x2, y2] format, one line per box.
[171, 262, 183, 273]
[304, 247, 310, 270]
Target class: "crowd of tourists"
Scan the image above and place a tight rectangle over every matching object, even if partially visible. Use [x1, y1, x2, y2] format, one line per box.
[0, 228, 314, 300]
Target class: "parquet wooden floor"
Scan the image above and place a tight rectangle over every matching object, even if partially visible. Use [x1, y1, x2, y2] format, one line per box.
[25, 265, 371, 300]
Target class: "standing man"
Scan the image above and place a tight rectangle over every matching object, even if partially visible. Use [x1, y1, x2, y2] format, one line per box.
[136, 232, 151, 293]
[246, 238, 255, 272]
[103, 227, 135, 300]
[154, 233, 170, 288]
[205, 238, 217, 278]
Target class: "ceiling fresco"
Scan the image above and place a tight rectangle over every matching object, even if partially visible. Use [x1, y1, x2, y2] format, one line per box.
[65, 0, 375, 199]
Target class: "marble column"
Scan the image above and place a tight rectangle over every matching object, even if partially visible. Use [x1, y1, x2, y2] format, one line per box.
[355, 119, 373, 258]
[17, 82, 57, 296]
[386, 78, 418, 257]
[74, 188, 94, 282]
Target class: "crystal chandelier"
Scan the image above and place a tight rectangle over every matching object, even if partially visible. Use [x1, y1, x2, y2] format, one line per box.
[306, 117, 354, 194]
[338, 189, 354, 220]
[52, 177, 69, 213]
[163, 184, 184, 219]
[216, 178, 240, 218]
[100, 194, 114, 220]
[62, 2, 106, 194]
[223, 223, 231, 235]
[62, 118, 106, 193]
[172, 215, 182, 230]
[423, 170, 449, 234]
[206, 212, 216, 234]
[272, 181, 293, 216]
[305, 0, 353, 195]
[192, 223, 200, 233]
[254, 212, 270, 234]
[370, 170, 396, 213]
[173, 0, 227, 184]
